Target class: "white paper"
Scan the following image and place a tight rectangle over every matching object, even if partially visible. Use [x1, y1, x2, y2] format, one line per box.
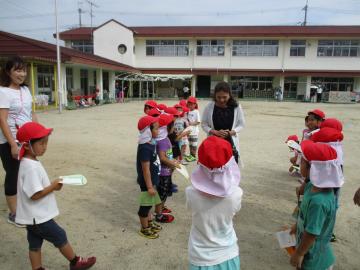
[60, 174, 87, 185]
[176, 165, 189, 180]
[276, 230, 296, 248]
[287, 140, 302, 153]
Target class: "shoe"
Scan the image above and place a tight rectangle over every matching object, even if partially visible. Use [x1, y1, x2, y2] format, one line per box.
[70, 256, 96, 270]
[162, 206, 172, 214]
[138, 227, 159, 239]
[155, 214, 175, 223]
[7, 213, 26, 228]
[185, 155, 196, 162]
[331, 233, 337, 242]
[149, 220, 162, 233]
[171, 184, 178, 193]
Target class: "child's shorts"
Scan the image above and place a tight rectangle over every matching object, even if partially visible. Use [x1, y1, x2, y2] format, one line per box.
[26, 219, 68, 251]
[189, 256, 240, 270]
[179, 138, 189, 149]
[188, 135, 198, 147]
[157, 175, 173, 201]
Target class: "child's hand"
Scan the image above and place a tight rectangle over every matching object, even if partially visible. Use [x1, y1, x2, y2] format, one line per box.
[290, 251, 303, 269]
[52, 179, 63, 191]
[147, 187, 156, 196]
[290, 224, 297, 235]
[173, 160, 181, 169]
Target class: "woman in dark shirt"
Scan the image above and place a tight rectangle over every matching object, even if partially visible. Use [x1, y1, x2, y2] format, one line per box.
[201, 82, 245, 163]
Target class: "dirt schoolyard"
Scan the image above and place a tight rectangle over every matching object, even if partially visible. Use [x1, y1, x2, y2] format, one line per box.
[0, 100, 360, 270]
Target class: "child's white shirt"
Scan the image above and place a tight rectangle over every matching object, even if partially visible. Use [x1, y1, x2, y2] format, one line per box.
[187, 109, 200, 136]
[186, 186, 243, 266]
[16, 158, 59, 225]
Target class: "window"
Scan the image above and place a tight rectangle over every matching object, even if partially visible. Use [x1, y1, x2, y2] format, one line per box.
[290, 40, 306, 56]
[71, 40, 93, 54]
[196, 40, 225, 56]
[66, 67, 73, 90]
[146, 40, 189, 56]
[311, 77, 354, 92]
[317, 40, 360, 57]
[232, 40, 278, 56]
[80, 69, 88, 95]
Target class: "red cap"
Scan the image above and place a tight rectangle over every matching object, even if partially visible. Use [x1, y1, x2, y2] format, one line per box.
[198, 136, 233, 169]
[164, 107, 181, 116]
[174, 103, 183, 109]
[182, 106, 189, 113]
[320, 118, 343, 132]
[159, 113, 174, 127]
[16, 122, 53, 160]
[308, 109, 325, 119]
[286, 135, 299, 143]
[138, 116, 158, 131]
[310, 127, 343, 143]
[187, 96, 198, 104]
[146, 108, 161, 117]
[179, 99, 187, 106]
[157, 103, 167, 111]
[144, 100, 157, 108]
[301, 140, 337, 161]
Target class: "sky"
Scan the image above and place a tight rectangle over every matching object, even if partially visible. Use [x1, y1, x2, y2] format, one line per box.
[0, 0, 360, 43]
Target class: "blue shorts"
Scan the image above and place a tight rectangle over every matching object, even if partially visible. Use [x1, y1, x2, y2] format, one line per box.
[190, 256, 240, 270]
[26, 219, 68, 251]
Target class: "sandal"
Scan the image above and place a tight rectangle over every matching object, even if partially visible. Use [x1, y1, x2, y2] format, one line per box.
[149, 220, 162, 233]
[155, 214, 175, 223]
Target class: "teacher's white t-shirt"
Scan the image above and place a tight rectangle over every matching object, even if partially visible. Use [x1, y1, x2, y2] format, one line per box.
[0, 86, 33, 143]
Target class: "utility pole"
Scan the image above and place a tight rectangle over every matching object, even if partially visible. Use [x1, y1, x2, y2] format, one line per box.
[78, 1, 85, 27]
[86, 0, 99, 42]
[302, 0, 309, 26]
[54, 0, 62, 113]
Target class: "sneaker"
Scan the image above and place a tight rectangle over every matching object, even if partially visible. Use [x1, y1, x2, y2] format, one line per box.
[331, 233, 337, 242]
[70, 256, 96, 270]
[185, 155, 196, 162]
[181, 159, 188, 165]
[171, 184, 178, 193]
[149, 220, 162, 233]
[7, 213, 26, 228]
[155, 214, 175, 223]
[162, 206, 172, 214]
[138, 227, 159, 239]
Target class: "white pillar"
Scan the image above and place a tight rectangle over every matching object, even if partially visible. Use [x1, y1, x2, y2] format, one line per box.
[109, 71, 116, 100]
[279, 75, 285, 100]
[223, 74, 229, 83]
[129, 81, 133, 98]
[191, 75, 197, 97]
[60, 64, 67, 106]
[305, 75, 312, 101]
[96, 68, 103, 99]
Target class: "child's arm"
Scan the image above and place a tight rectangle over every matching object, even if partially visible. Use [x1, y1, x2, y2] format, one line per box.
[290, 231, 316, 268]
[158, 151, 180, 170]
[31, 179, 63, 201]
[141, 161, 156, 196]
[177, 130, 191, 141]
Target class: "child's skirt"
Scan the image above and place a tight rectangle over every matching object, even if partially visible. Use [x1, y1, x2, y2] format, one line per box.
[189, 256, 240, 270]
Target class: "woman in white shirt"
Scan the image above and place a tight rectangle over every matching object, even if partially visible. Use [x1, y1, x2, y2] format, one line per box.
[0, 56, 38, 226]
[201, 81, 245, 164]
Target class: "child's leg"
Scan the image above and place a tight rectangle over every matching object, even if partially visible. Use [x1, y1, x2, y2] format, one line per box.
[59, 243, 76, 260]
[29, 250, 42, 270]
[138, 205, 152, 228]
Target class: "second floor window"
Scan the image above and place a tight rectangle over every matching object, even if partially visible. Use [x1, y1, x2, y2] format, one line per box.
[197, 40, 225, 56]
[146, 40, 189, 56]
[317, 40, 360, 57]
[290, 40, 306, 56]
[232, 40, 279, 56]
[71, 40, 93, 54]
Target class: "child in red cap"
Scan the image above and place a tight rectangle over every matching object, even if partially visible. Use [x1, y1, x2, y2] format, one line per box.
[174, 104, 190, 165]
[144, 100, 157, 115]
[136, 116, 163, 239]
[16, 122, 96, 270]
[155, 114, 180, 222]
[186, 136, 243, 270]
[285, 135, 301, 176]
[289, 140, 343, 270]
[186, 97, 201, 162]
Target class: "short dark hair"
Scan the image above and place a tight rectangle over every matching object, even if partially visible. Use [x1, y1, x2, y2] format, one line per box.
[0, 56, 27, 87]
[213, 81, 238, 108]
[308, 112, 322, 121]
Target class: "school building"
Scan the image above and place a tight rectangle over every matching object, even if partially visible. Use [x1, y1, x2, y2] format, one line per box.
[57, 20, 360, 102]
[0, 30, 138, 109]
